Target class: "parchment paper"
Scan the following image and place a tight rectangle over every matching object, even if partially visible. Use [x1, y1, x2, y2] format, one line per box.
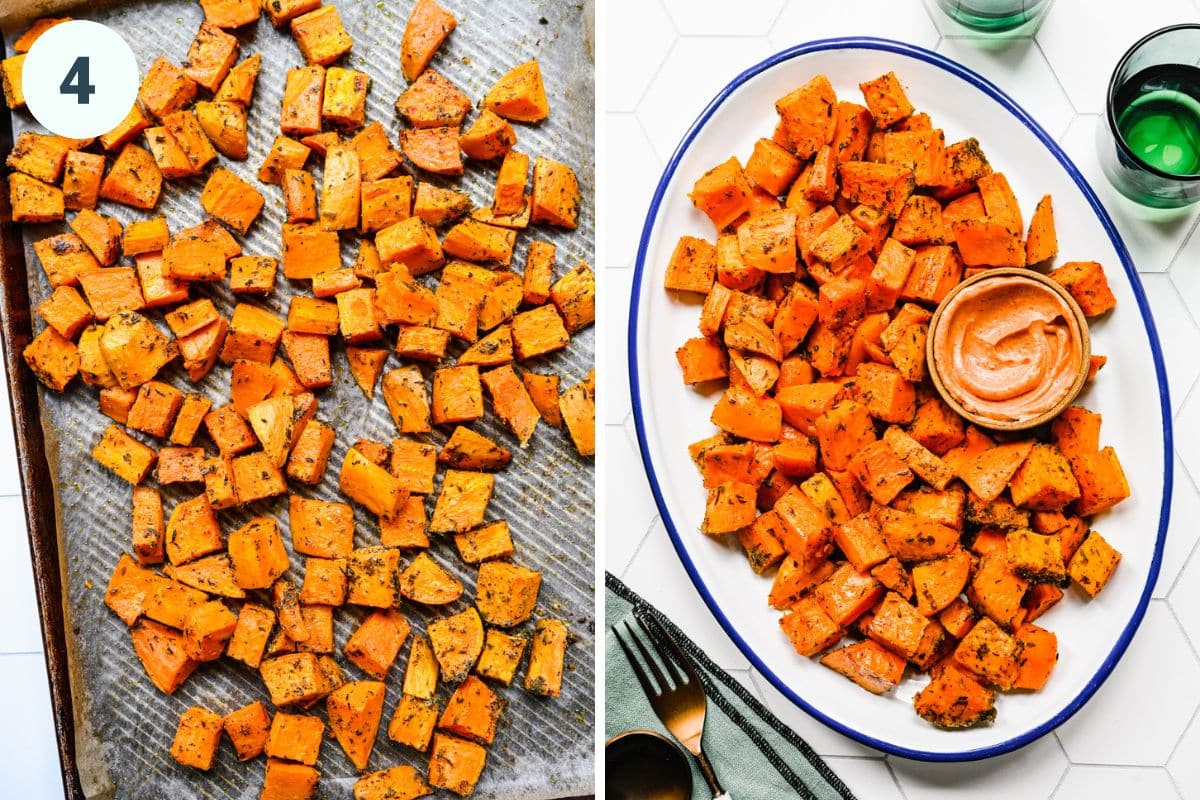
[3, 1, 595, 797]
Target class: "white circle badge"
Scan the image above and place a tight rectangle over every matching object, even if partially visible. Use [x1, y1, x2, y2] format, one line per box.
[21, 20, 140, 139]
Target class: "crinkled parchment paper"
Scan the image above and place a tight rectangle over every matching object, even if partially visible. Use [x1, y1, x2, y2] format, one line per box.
[4, 1, 595, 797]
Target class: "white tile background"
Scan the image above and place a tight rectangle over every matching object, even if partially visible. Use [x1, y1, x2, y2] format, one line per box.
[603, 1, 1200, 798]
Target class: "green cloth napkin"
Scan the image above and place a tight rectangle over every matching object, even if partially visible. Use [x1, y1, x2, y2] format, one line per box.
[606, 574, 857, 800]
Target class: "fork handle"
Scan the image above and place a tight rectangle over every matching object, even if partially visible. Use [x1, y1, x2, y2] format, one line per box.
[696, 749, 729, 799]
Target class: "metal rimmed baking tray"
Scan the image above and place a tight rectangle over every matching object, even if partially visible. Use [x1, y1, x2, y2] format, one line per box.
[0, 1, 595, 797]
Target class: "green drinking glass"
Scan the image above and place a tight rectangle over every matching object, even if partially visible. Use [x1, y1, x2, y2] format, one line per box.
[934, 0, 1048, 32]
[1098, 24, 1200, 208]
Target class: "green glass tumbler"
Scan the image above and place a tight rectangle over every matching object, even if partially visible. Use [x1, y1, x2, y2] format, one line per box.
[1098, 25, 1200, 208]
[934, 0, 1047, 32]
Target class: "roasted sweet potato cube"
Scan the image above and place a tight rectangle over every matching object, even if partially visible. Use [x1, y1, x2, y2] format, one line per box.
[183, 22, 239, 92]
[259, 135, 312, 184]
[199, 0, 259, 28]
[69, 209, 122, 267]
[951, 218, 1025, 267]
[883, 129, 946, 188]
[105, 552, 167, 625]
[360, 176, 414, 232]
[165, 493, 222, 565]
[1006, 443, 1080, 511]
[376, 216, 444, 274]
[953, 617, 1018, 689]
[530, 155, 580, 229]
[1004, 527, 1066, 585]
[690, 157, 752, 231]
[849, 440, 913, 506]
[472, 629, 527, 686]
[125, 380, 184, 439]
[815, 563, 884, 627]
[1011, 622, 1058, 690]
[1047, 259, 1118, 317]
[9, 172, 63, 223]
[284, 419, 334, 485]
[437, 428, 510, 473]
[899, 244, 962, 304]
[281, 331, 332, 389]
[162, 110, 218, 174]
[97, 386, 135, 424]
[833, 512, 891, 573]
[260, 652, 327, 707]
[893, 195, 947, 248]
[398, 0, 456, 80]
[140, 56, 198, 118]
[442, 218, 516, 264]
[820, 639, 906, 695]
[1067, 530, 1121, 598]
[91, 424, 156, 484]
[59, 150, 105, 211]
[35, 286, 92, 341]
[460, 109, 516, 162]
[383, 697, 439, 761]
[518, 618, 565, 698]
[914, 660, 996, 730]
[231, 451, 287, 504]
[839, 161, 915, 216]
[291, 4, 352, 65]
[511, 304, 570, 360]
[437, 675, 503, 746]
[287, 495, 353, 559]
[395, 69, 471, 130]
[744, 137, 802, 196]
[99, 144, 162, 209]
[345, 546, 401, 608]
[775, 74, 836, 158]
[7, 131, 72, 183]
[398, 552, 464, 605]
[170, 706, 223, 770]
[379, 366, 430, 434]
[220, 701, 271, 764]
[35, 233, 101, 289]
[859, 71, 913, 128]
[298, 558, 346, 607]
[316, 66, 369, 129]
[1068, 446, 1129, 517]
[221, 303, 286, 364]
[428, 733, 486, 797]
[200, 168, 264, 235]
[779, 595, 843, 657]
[400, 126, 463, 176]
[280, 66, 325, 136]
[344, 121, 402, 182]
[123, 217, 170, 258]
[344, 608, 411, 680]
[130, 486, 166, 564]
[663, 236, 716, 296]
[77, 267, 146, 321]
[265, 712, 325, 766]
[430, 470, 493, 533]
[559, 380, 596, 456]
[227, 517, 289, 589]
[131, 618, 199, 695]
[1, 54, 25, 109]
[340, 445, 406, 518]
[182, 599, 238, 661]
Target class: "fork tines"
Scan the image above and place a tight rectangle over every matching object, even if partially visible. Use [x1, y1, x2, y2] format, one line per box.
[613, 612, 699, 697]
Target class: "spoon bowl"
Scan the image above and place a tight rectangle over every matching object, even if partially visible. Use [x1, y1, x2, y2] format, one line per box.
[604, 729, 693, 800]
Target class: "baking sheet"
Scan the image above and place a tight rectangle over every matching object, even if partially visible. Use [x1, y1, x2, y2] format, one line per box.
[3, 1, 595, 797]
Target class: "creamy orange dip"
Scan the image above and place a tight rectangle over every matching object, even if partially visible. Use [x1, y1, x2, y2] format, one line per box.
[932, 275, 1083, 423]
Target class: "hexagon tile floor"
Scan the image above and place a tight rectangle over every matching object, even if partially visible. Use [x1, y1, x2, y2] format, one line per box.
[603, 1, 1200, 798]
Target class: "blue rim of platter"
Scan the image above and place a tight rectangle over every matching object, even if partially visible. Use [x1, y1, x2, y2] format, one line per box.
[627, 36, 1174, 762]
